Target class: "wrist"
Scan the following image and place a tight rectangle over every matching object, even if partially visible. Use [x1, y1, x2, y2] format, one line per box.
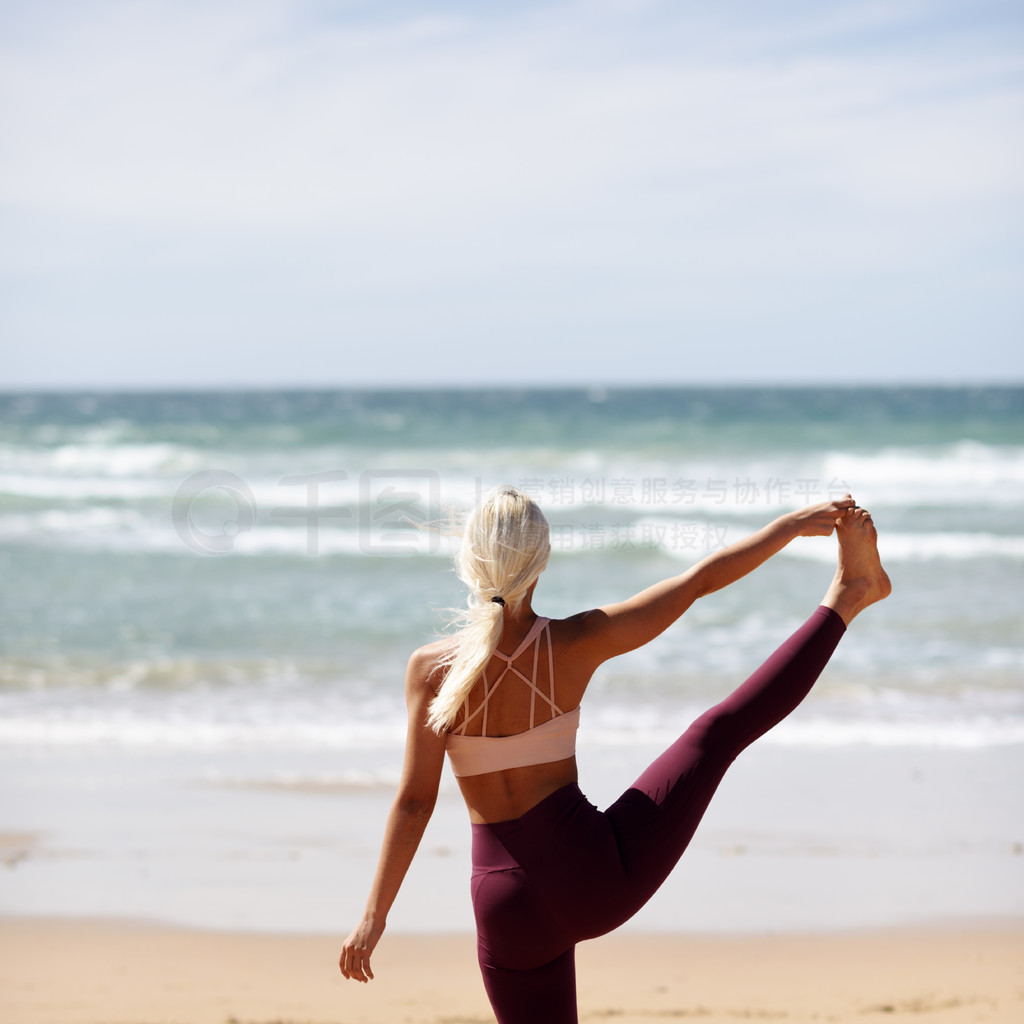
[774, 511, 802, 540]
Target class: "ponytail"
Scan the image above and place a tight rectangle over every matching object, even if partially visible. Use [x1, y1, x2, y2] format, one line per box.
[427, 486, 550, 733]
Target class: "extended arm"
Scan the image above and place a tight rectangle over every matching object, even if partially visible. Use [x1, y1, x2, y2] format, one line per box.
[573, 497, 856, 667]
[339, 647, 447, 983]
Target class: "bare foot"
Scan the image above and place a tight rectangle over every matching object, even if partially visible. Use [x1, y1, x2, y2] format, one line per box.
[822, 508, 892, 626]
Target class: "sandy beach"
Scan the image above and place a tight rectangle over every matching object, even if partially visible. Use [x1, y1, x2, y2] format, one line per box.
[1, 917, 1021, 1023]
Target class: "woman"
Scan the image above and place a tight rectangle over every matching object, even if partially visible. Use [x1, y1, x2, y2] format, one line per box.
[340, 485, 891, 1022]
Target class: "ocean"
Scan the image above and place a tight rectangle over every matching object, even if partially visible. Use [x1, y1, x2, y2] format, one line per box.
[1, 386, 1022, 933]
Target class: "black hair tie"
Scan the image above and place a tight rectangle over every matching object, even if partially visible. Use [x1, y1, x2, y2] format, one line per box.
[491, 596, 506, 606]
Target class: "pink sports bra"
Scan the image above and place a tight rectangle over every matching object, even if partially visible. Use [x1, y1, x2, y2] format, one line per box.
[445, 616, 580, 778]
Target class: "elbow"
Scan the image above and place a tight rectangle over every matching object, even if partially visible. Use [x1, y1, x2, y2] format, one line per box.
[395, 792, 437, 821]
[690, 562, 725, 600]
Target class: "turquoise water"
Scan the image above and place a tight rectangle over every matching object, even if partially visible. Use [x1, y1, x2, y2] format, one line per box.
[1, 386, 1022, 759]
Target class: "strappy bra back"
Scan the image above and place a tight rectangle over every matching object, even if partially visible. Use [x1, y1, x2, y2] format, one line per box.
[445, 617, 580, 778]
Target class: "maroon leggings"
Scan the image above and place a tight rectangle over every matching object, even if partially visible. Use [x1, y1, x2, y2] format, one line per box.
[470, 606, 846, 1023]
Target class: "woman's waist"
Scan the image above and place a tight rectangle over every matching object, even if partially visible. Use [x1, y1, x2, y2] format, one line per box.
[461, 758, 579, 825]
[470, 780, 590, 871]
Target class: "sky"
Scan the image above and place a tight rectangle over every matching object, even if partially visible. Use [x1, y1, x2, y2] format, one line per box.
[1, 0, 1022, 389]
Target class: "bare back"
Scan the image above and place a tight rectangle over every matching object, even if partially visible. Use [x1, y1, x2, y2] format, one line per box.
[444, 614, 596, 824]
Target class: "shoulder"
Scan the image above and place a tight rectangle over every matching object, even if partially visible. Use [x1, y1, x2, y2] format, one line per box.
[548, 609, 608, 645]
[405, 637, 454, 697]
[546, 609, 608, 664]
[547, 606, 645, 676]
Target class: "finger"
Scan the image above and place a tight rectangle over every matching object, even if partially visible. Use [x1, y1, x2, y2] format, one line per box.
[350, 952, 367, 983]
[340, 949, 365, 982]
[352, 950, 372, 983]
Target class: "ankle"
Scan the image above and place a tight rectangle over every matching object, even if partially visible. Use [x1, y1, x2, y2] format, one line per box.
[822, 577, 871, 627]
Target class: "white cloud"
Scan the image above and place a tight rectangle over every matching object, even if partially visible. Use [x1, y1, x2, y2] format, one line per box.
[1, 0, 1021, 385]
[3, 1, 1020, 225]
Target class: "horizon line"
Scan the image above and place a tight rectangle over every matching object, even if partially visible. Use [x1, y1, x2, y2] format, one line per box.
[3, 379, 1023, 395]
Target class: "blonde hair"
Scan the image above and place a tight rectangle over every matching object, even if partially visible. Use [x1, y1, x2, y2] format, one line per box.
[427, 485, 551, 733]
